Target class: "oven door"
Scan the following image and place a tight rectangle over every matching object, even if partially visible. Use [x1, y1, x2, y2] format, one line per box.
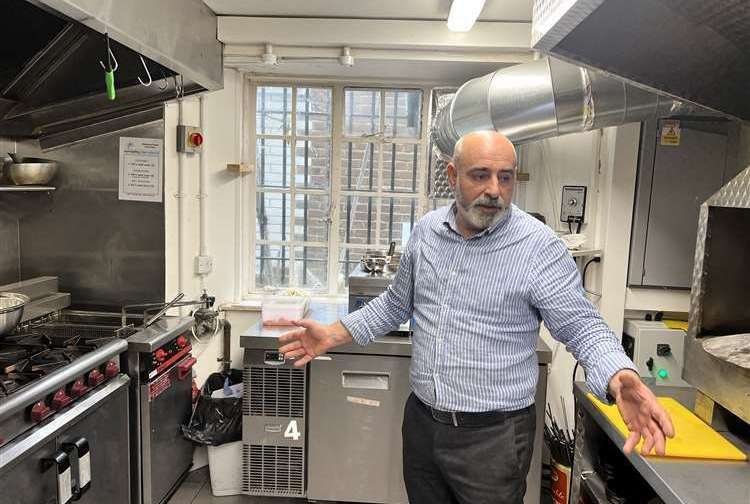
[140, 354, 195, 504]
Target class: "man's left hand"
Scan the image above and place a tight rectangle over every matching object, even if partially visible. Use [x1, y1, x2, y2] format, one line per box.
[608, 369, 675, 456]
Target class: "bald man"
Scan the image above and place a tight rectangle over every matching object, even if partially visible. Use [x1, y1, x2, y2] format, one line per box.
[280, 131, 674, 504]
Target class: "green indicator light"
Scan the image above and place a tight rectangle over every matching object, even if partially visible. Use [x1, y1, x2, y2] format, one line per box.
[658, 368, 669, 379]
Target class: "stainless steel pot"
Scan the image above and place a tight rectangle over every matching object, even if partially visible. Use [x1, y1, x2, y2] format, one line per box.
[5, 161, 58, 185]
[0, 293, 30, 336]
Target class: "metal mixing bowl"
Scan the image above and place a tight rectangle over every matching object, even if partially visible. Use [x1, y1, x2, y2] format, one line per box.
[0, 292, 30, 336]
[6, 160, 58, 185]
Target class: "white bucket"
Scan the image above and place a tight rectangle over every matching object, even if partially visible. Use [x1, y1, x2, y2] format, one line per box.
[207, 440, 243, 496]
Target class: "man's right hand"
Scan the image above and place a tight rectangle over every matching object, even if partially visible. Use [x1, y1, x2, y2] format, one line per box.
[278, 320, 352, 367]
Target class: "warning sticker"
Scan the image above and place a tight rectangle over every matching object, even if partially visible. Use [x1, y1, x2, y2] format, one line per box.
[660, 119, 681, 146]
[346, 396, 380, 408]
[149, 373, 172, 401]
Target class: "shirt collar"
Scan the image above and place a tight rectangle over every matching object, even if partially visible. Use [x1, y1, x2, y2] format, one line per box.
[442, 201, 513, 239]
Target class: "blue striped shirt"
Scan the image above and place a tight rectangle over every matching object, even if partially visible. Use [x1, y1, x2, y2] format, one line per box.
[341, 203, 636, 412]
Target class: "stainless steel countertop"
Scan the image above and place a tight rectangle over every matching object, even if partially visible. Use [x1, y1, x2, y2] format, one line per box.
[240, 301, 552, 363]
[573, 382, 750, 504]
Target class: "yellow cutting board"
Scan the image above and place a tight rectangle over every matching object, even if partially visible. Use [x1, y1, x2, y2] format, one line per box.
[587, 393, 747, 461]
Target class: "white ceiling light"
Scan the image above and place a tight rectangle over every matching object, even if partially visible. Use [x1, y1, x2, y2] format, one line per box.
[447, 0, 487, 32]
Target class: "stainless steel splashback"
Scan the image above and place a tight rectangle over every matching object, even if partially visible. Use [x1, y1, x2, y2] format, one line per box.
[16, 119, 165, 310]
[684, 164, 750, 423]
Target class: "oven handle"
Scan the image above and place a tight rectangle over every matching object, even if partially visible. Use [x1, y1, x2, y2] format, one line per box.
[177, 357, 197, 380]
[62, 437, 91, 500]
[43, 450, 73, 504]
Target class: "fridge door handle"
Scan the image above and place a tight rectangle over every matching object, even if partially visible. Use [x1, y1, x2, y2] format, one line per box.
[43, 450, 74, 504]
[62, 437, 92, 500]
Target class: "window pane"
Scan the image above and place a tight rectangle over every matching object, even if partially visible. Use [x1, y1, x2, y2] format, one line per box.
[295, 194, 329, 242]
[382, 143, 420, 193]
[256, 192, 290, 241]
[384, 90, 422, 138]
[340, 142, 379, 191]
[344, 89, 381, 136]
[379, 197, 418, 247]
[294, 246, 328, 290]
[296, 140, 330, 190]
[296, 87, 332, 137]
[257, 86, 292, 135]
[256, 245, 289, 288]
[339, 195, 377, 245]
[338, 248, 364, 289]
[257, 138, 291, 188]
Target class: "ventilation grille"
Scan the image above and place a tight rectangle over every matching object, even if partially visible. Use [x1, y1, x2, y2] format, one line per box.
[242, 443, 304, 496]
[245, 365, 305, 418]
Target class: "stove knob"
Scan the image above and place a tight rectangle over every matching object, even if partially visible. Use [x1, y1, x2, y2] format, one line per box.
[176, 336, 188, 348]
[51, 388, 72, 410]
[87, 369, 105, 387]
[104, 360, 119, 378]
[70, 378, 89, 398]
[154, 349, 168, 362]
[31, 401, 52, 423]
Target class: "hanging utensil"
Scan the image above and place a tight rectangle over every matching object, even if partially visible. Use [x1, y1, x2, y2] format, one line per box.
[99, 33, 118, 101]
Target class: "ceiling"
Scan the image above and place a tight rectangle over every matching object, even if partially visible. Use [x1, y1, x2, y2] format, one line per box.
[202, 0, 532, 22]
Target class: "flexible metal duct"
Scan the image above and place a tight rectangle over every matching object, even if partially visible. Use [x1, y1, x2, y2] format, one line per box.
[432, 57, 693, 157]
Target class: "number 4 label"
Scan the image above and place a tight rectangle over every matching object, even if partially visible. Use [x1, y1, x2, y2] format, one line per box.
[284, 420, 301, 441]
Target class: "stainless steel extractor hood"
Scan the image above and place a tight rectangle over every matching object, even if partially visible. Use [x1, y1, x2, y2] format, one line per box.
[531, 0, 750, 121]
[1, 0, 222, 143]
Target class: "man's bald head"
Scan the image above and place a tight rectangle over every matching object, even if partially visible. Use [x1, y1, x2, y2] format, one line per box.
[446, 131, 518, 237]
[451, 131, 517, 171]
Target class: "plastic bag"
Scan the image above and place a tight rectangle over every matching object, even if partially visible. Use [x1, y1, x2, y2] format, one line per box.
[182, 370, 243, 446]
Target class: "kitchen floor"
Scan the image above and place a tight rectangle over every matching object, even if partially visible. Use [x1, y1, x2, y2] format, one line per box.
[168, 467, 303, 504]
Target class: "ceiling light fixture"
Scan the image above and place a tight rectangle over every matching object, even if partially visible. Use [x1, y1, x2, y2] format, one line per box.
[447, 0, 487, 32]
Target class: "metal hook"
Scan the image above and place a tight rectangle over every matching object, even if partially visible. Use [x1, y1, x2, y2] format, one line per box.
[99, 34, 119, 72]
[137, 55, 152, 86]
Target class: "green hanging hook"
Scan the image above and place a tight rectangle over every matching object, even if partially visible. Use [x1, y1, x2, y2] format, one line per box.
[100, 33, 118, 101]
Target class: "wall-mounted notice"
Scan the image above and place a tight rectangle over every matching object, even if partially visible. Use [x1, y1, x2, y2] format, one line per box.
[119, 137, 163, 202]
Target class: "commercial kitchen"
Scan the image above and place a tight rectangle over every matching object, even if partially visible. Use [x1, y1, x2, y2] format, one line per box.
[0, 1, 748, 503]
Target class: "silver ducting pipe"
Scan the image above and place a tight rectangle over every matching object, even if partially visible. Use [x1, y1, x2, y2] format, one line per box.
[432, 57, 692, 157]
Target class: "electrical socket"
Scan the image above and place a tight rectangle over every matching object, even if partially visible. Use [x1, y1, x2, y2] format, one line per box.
[560, 185, 587, 223]
[195, 255, 213, 275]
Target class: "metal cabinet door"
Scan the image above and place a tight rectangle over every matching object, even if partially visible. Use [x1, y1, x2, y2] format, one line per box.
[307, 354, 411, 504]
[141, 358, 194, 504]
[0, 439, 58, 504]
[630, 120, 729, 288]
[58, 381, 130, 504]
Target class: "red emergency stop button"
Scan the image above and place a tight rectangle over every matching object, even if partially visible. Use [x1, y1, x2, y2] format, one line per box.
[189, 132, 203, 147]
[176, 335, 188, 348]
[154, 349, 167, 362]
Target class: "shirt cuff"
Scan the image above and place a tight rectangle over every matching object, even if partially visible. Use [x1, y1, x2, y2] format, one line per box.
[587, 350, 638, 402]
[340, 311, 374, 346]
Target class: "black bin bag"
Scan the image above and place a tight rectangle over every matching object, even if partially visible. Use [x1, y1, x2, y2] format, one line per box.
[182, 369, 242, 446]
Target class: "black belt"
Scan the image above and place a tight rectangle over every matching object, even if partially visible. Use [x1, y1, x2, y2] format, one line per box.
[413, 394, 533, 428]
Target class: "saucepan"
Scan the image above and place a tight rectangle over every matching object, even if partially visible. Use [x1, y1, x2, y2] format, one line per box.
[0, 293, 30, 337]
[3, 153, 59, 185]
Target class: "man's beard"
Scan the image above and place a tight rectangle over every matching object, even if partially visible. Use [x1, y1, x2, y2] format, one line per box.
[455, 185, 508, 230]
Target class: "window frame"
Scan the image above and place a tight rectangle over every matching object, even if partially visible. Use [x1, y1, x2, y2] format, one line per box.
[246, 77, 432, 297]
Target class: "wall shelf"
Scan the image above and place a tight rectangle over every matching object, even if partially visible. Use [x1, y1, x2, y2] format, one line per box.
[570, 248, 602, 258]
[0, 185, 55, 192]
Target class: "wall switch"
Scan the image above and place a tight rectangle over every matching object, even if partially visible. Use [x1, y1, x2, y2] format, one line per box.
[560, 185, 587, 223]
[195, 255, 213, 275]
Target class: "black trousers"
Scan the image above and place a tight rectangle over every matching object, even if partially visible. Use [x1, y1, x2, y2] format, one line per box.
[402, 393, 536, 504]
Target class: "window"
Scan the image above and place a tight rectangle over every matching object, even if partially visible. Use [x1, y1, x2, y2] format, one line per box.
[251, 83, 428, 294]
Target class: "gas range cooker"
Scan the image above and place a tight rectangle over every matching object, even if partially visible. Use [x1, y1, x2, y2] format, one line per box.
[0, 323, 127, 448]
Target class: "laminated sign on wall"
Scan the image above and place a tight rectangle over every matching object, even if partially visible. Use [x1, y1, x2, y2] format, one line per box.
[660, 120, 681, 146]
[119, 137, 163, 202]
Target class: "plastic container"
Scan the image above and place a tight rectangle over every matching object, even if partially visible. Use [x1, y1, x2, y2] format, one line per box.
[207, 440, 243, 496]
[262, 296, 309, 326]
